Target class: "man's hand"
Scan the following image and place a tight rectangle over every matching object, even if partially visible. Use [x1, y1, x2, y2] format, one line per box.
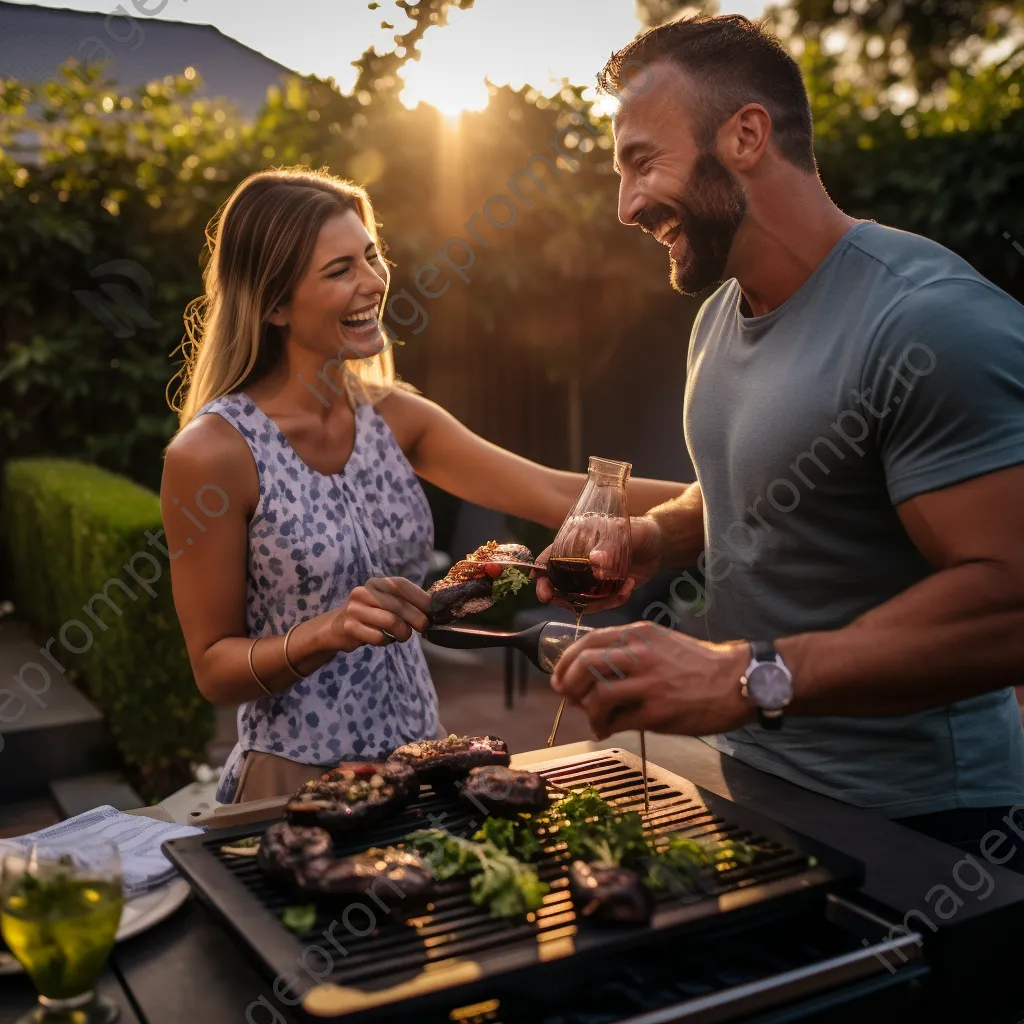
[534, 516, 664, 613]
[550, 622, 754, 738]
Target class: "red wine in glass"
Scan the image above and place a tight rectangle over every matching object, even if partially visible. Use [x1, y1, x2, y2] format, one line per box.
[547, 556, 626, 604]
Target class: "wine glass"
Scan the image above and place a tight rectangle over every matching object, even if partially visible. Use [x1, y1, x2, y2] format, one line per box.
[1, 841, 124, 1024]
[546, 457, 632, 746]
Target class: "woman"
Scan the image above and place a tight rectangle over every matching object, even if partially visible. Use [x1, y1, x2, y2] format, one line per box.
[163, 167, 682, 804]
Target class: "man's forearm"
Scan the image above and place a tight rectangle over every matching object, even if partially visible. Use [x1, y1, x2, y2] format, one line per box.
[647, 481, 706, 570]
[778, 560, 1024, 716]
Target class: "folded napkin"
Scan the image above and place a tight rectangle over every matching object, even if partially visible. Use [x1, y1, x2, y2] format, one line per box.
[3, 805, 205, 898]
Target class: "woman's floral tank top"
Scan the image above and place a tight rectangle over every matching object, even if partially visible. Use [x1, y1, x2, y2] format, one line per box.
[196, 392, 440, 802]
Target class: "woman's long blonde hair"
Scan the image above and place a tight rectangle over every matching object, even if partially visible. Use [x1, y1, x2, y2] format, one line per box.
[169, 167, 395, 429]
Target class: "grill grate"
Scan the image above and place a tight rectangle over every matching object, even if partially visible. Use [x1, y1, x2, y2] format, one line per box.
[165, 748, 862, 1022]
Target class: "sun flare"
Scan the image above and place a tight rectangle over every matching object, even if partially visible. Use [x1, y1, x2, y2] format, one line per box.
[396, 0, 641, 117]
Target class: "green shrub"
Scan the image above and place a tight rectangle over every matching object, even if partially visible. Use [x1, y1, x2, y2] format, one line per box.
[2, 458, 213, 799]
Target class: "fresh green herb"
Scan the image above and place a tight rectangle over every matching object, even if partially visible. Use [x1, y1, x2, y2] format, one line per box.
[474, 815, 541, 861]
[539, 787, 764, 888]
[538, 787, 649, 868]
[491, 567, 529, 601]
[282, 904, 316, 933]
[405, 829, 548, 918]
[643, 833, 763, 892]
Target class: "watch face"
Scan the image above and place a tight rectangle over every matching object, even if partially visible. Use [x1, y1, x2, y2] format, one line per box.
[748, 662, 792, 711]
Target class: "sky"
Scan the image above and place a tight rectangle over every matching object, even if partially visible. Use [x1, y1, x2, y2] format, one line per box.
[6, 0, 771, 113]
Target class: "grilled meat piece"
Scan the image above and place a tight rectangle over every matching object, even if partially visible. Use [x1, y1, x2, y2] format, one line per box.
[257, 822, 333, 881]
[568, 861, 654, 926]
[428, 542, 534, 625]
[429, 575, 493, 625]
[296, 846, 436, 915]
[286, 768, 409, 837]
[460, 765, 551, 817]
[307, 760, 421, 809]
[385, 734, 511, 789]
[381, 759, 420, 805]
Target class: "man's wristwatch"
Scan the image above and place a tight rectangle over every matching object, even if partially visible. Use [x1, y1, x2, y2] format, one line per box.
[740, 640, 793, 730]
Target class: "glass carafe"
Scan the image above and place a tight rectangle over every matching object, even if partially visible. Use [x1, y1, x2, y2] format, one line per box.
[547, 457, 632, 611]
[546, 457, 632, 749]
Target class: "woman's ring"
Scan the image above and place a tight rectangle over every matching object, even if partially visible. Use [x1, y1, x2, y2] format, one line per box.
[380, 629, 398, 644]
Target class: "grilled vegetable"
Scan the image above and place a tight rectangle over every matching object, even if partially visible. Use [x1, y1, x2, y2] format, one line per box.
[220, 835, 262, 858]
[282, 904, 317, 933]
[460, 766, 551, 818]
[405, 829, 548, 919]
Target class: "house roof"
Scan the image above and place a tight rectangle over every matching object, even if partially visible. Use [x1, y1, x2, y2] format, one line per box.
[0, 1, 296, 117]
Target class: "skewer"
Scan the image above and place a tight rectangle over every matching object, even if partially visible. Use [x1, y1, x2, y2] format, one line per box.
[547, 605, 585, 748]
[547, 697, 568, 747]
[640, 730, 650, 814]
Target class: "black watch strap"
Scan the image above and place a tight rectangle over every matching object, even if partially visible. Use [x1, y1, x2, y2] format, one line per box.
[758, 709, 783, 730]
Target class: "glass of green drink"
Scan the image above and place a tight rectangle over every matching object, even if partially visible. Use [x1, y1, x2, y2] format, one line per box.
[1, 841, 124, 1024]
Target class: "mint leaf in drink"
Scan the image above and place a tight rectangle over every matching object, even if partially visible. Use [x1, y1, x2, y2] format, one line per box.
[282, 904, 316, 933]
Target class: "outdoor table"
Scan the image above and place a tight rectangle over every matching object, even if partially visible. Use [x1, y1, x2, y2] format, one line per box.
[4, 733, 1024, 1024]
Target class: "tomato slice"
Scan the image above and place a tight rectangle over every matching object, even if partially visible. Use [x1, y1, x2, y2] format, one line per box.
[485, 562, 503, 578]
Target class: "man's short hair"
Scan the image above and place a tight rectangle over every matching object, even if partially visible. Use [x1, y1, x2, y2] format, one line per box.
[599, 14, 816, 173]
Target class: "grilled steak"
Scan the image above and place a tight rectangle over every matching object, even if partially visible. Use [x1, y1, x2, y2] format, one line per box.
[385, 734, 511, 789]
[460, 765, 551, 817]
[308, 760, 421, 809]
[568, 861, 654, 926]
[428, 542, 534, 625]
[286, 768, 409, 836]
[297, 846, 436, 915]
[257, 822, 333, 881]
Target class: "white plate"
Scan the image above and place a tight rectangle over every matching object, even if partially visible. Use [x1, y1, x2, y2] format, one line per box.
[0, 878, 190, 976]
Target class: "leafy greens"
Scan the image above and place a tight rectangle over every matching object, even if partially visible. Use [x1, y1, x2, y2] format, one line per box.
[405, 829, 548, 918]
[491, 567, 529, 601]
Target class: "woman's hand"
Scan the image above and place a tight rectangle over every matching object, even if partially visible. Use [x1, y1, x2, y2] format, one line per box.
[329, 577, 432, 653]
[534, 516, 665, 614]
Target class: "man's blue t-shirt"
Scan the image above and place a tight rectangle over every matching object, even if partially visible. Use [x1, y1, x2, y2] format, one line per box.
[686, 221, 1024, 817]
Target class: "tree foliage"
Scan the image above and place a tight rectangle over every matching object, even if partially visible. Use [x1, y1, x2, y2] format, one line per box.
[0, 0, 1021, 492]
[790, 0, 1024, 89]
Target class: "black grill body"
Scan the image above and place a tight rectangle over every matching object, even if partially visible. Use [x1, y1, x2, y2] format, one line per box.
[164, 749, 866, 1022]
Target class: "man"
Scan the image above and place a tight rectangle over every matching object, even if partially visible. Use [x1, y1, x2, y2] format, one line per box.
[540, 14, 1024, 866]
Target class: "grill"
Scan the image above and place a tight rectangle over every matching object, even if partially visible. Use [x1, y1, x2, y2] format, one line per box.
[164, 748, 864, 1022]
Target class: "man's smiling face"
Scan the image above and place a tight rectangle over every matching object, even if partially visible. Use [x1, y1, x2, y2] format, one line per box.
[614, 61, 748, 296]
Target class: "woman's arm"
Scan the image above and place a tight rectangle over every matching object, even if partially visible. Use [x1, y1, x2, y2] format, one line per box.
[378, 390, 687, 529]
[162, 416, 430, 707]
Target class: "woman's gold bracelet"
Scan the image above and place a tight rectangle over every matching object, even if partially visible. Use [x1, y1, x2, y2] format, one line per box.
[247, 637, 274, 697]
[283, 623, 303, 681]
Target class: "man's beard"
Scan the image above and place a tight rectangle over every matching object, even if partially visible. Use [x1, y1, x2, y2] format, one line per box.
[646, 154, 747, 297]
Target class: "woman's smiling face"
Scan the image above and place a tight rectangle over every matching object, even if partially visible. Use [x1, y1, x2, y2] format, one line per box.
[269, 209, 389, 361]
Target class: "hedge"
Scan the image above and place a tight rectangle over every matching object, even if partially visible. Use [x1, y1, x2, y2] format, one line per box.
[2, 459, 214, 798]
